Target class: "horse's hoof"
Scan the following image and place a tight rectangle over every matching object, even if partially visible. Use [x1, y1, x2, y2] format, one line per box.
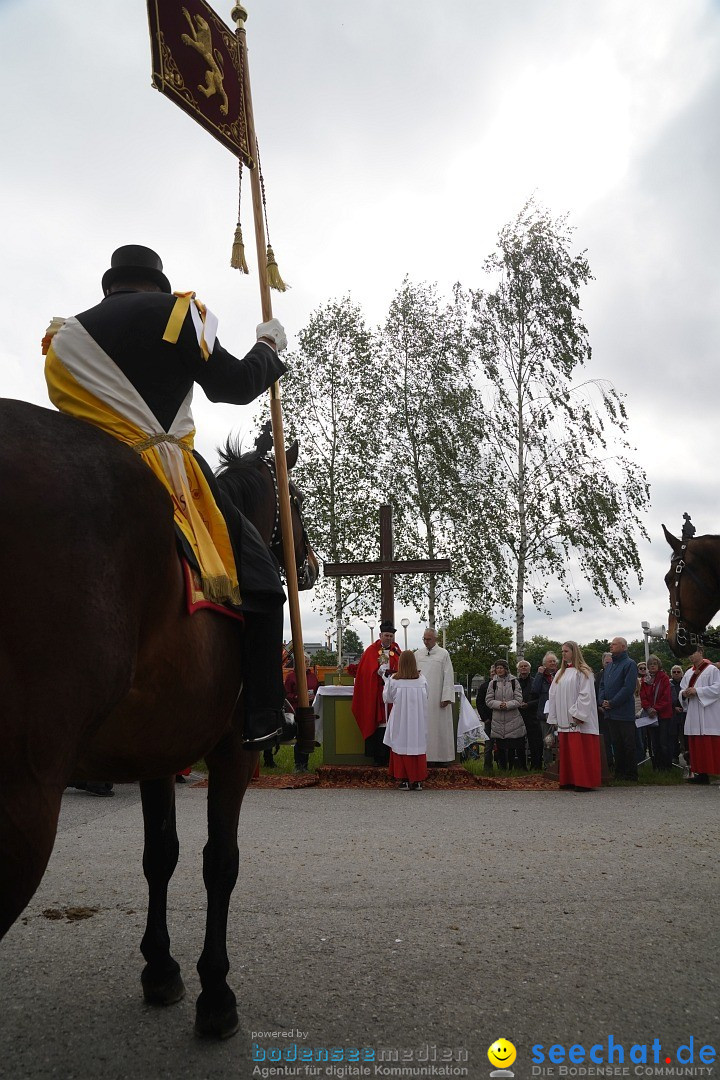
[194, 992, 239, 1040]
[141, 965, 186, 1006]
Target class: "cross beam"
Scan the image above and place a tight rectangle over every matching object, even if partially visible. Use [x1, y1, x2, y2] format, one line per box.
[323, 504, 451, 626]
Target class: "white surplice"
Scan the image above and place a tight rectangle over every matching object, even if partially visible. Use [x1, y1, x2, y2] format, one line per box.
[680, 662, 720, 736]
[383, 675, 428, 756]
[547, 667, 599, 734]
[414, 645, 456, 761]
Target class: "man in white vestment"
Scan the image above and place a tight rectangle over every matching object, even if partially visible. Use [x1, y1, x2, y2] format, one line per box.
[415, 627, 456, 764]
[679, 646, 720, 784]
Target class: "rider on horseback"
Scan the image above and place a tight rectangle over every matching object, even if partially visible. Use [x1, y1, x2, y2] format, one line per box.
[43, 244, 289, 750]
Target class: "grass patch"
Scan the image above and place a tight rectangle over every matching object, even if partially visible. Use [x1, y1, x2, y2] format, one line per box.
[462, 758, 543, 780]
[199, 748, 687, 785]
[462, 756, 686, 785]
[612, 765, 686, 786]
[260, 744, 324, 775]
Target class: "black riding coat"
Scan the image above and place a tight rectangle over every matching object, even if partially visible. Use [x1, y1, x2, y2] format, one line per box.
[76, 290, 286, 431]
[75, 289, 287, 608]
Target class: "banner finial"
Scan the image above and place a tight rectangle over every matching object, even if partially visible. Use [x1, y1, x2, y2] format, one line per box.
[231, 4, 248, 29]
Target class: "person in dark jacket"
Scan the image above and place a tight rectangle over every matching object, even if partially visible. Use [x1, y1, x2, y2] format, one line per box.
[45, 244, 289, 749]
[476, 664, 496, 774]
[517, 660, 540, 768]
[670, 664, 687, 760]
[599, 636, 639, 780]
[595, 651, 614, 770]
[531, 652, 559, 767]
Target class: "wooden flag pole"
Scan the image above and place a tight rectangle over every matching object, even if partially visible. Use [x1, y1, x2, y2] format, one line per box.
[231, 3, 314, 744]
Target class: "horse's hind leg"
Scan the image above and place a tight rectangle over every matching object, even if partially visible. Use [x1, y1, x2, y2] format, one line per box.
[139, 777, 185, 1005]
[194, 730, 255, 1039]
[0, 782, 63, 938]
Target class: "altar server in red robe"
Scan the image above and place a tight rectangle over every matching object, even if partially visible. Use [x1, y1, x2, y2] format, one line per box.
[383, 650, 428, 790]
[351, 620, 401, 765]
[680, 646, 720, 784]
[547, 640, 601, 791]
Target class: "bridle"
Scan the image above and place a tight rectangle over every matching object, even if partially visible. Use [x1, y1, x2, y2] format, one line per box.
[261, 455, 315, 590]
[668, 540, 720, 649]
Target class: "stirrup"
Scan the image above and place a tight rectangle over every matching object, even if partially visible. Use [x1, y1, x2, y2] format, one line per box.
[241, 708, 284, 750]
[242, 728, 282, 750]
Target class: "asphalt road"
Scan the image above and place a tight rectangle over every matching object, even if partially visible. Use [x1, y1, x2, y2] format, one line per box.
[1, 780, 718, 1080]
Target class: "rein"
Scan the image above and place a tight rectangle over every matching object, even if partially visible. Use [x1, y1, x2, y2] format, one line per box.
[261, 456, 314, 590]
[669, 541, 720, 649]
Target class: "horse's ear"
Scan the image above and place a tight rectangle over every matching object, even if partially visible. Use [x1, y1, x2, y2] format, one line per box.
[286, 440, 299, 471]
[254, 421, 274, 457]
[662, 524, 681, 552]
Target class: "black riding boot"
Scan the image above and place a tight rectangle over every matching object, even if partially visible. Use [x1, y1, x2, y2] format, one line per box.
[240, 606, 285, 749]
[191, 450, 288, 750]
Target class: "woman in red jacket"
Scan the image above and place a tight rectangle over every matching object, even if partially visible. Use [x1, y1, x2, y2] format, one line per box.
[640, 655, 674, 770]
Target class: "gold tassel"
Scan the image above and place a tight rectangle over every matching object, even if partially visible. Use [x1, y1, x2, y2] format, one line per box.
[230, 223, 249, 273]
[266, 245, 290, 292]
[201, 573, 242, 607]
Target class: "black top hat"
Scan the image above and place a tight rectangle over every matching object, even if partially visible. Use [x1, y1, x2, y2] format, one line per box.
[379, 620, 397, 633]
[102, 245, 171, 295]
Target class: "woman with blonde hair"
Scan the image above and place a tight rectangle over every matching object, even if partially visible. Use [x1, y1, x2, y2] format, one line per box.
[547, 640, 601, 790]
[383, 649, 428, 790]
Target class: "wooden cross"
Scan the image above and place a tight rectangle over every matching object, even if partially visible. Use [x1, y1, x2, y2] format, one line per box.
[323, 504, 451, 626]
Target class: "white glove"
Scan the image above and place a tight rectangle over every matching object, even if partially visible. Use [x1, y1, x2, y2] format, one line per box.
[256, 318, 287, 353]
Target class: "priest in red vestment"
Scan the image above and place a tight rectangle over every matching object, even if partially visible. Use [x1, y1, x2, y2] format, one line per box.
[352, 619, 402, 765]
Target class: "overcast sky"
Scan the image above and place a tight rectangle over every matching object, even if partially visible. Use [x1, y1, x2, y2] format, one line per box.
[2, 0, 719, 657]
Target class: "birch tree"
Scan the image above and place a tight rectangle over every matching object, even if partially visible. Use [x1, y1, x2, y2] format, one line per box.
[468, 198, 648, 658]
[377, 279, 480, 628]
[263, 298, 383, 645]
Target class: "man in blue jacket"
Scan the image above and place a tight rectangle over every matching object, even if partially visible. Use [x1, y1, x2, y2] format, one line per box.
[599, 636, 639, 780]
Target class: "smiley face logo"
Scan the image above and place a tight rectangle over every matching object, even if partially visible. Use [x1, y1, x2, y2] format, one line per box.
[488, 1039, 517, 1070]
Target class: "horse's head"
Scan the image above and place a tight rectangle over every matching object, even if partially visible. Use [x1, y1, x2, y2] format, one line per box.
[215, 432, 318, 592]
[663, 524, 720, 656]
[276, 440, 319, 591]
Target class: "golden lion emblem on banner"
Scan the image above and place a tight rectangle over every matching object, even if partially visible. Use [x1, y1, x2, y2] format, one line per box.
[181, 6, 229, 115]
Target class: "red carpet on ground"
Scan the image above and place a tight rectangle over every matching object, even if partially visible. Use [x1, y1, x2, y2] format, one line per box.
[193, 765, 558, 791]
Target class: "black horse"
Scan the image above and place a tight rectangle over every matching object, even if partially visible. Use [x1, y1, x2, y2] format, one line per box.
[0, 398, 317, 1038]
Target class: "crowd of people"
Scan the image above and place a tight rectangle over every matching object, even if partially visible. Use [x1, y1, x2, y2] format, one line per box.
[474, 636, 720, 789]
[264, 627, 720, 793]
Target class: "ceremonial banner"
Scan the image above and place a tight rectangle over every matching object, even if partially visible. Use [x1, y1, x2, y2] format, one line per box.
[147, 0, 252, 165]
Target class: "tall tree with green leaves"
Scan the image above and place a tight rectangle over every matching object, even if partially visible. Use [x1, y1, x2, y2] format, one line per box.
[522, 634, 564, 673]
[259, 298, 384, 663]
[378, 279, 479, 628]
[444, 610, 513, 682]
[342, 627, 364, 658]
[468, 198, 648, 658]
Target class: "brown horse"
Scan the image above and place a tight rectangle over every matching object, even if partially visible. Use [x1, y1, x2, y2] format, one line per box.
[0, 398, 317, 1038]
[663, 524, 720, 656]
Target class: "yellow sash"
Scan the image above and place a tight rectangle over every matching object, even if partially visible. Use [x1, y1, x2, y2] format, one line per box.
[45, 346, 241, 606]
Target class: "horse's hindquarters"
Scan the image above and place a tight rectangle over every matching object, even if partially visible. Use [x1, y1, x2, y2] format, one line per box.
[0, 781, 64, 939]
[75, 607, 244, 782]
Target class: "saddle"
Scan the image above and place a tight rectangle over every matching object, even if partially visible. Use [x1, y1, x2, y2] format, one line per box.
[182, 557, 243, 623]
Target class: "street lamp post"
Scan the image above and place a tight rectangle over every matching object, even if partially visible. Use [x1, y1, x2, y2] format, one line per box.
[400, 618, 410, 649]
